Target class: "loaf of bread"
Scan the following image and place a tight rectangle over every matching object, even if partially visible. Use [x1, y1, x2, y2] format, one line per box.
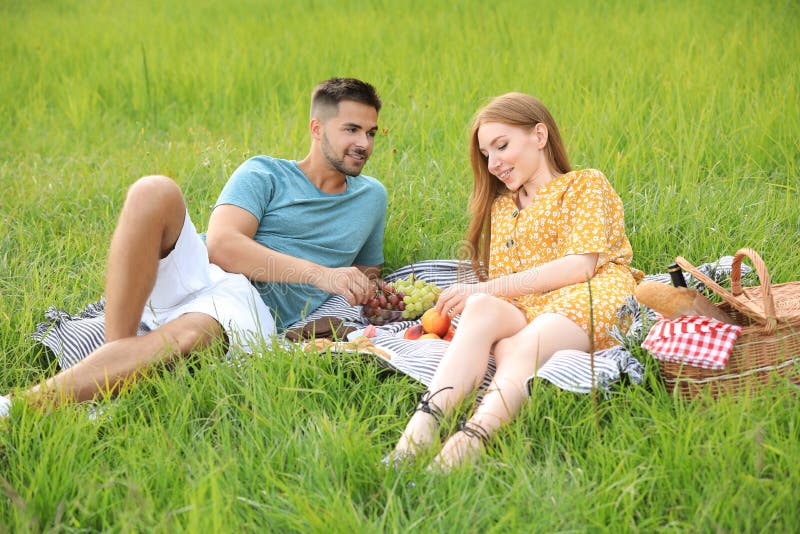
[634, 281, 736, 324]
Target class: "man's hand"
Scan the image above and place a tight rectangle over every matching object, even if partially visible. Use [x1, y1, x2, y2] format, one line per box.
[318, 266, 375, 306]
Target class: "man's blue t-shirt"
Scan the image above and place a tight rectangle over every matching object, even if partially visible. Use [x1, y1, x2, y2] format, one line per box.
[214, 156, 387, 329]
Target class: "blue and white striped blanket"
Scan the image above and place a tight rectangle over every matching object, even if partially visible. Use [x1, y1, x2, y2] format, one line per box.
[31, 258, 748, 395]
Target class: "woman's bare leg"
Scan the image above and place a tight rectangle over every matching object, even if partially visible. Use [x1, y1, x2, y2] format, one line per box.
[430, 313, 590, 471]
[391, 294, 527, 458]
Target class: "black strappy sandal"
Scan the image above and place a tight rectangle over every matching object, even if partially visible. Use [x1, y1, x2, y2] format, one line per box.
[457, 420, 491, 447]
[381, 386, 455, 470]
[414, 386, 453, 424]
[426, 419, 492, 472]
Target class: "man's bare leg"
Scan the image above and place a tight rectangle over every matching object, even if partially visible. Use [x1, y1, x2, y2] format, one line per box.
[25, 312, 223, 404]
[104, 175, 187, 341]
[6, 175, 225, 408]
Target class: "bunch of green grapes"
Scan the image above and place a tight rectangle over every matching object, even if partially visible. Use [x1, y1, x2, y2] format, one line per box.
[392, 275, 442, 319]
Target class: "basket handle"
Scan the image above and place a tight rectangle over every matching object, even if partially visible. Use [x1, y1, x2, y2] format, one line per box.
[731, 248, 770, 296]
[730, 248, 778, 329]
[675, 251, 778, 333]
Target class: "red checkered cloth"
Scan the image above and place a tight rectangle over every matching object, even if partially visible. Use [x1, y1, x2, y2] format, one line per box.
[642, 316, 743, 370]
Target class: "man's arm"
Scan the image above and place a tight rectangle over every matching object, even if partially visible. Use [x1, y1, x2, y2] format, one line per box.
[206, 204, 375, 305]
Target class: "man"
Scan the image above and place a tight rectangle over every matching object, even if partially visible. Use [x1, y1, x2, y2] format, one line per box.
[1, 77, 386, 415]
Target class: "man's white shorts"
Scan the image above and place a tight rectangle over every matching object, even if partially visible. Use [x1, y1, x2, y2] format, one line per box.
[140, 211, 276, 353]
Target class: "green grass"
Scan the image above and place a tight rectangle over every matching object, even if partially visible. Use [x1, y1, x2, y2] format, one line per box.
[2, 0, 799, 531]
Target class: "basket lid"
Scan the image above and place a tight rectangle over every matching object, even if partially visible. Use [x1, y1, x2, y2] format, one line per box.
[740, 283, 800, 324]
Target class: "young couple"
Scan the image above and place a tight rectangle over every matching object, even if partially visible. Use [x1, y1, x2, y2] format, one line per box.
[1, 78, 640, 472]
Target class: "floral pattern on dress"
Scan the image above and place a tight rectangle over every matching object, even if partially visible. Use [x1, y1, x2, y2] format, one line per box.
[488, 168, 642, 350]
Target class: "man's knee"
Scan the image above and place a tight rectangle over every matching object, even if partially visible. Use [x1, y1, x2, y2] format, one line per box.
[125, 175, 186, 215]
[151, 313, 226, 356]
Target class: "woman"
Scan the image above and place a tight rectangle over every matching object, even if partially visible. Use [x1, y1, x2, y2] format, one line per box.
[387, 93, 642, 471]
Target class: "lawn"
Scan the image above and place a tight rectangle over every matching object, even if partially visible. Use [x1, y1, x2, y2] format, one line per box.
[1, 0, 799, 531]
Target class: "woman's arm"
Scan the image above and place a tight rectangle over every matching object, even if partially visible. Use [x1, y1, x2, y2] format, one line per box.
[484, 253, 598, 298]
[435, 253, 598, 316]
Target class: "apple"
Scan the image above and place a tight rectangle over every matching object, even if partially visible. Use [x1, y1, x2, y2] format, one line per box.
[363, 324, 378, 338]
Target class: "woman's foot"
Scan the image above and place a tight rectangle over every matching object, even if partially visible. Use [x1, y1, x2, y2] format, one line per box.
[384, 387, 453, 469]
[428, 420, 491, 472]
[384, 408, 440, 468]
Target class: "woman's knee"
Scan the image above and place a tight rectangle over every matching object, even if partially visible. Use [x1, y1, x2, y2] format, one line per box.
[458, 294, 527, 340]
[494, 313, 590, 368]
[461, 293, 507, 320]
[531, 313, 590, 351]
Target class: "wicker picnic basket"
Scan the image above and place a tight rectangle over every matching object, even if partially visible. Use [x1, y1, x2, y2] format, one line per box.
[656, 248, 800, 398]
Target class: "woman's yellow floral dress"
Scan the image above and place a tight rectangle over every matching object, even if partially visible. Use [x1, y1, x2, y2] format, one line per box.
[488, 168, 642, 350]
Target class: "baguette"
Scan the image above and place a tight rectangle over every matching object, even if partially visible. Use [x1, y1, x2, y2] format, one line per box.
[634, 281, 736, 324]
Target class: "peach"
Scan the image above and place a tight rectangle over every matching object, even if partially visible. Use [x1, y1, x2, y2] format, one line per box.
[443, 326, 456, 341]
[403, 324, 424, 340]
[421, 308, 451, 337]
[419, 333, 441, 340]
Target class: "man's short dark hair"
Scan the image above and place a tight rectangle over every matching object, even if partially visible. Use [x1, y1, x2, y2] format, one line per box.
[310, 78, 382, 121]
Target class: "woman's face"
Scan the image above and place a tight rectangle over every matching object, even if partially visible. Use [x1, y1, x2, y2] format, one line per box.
[477, 121, 549, 192]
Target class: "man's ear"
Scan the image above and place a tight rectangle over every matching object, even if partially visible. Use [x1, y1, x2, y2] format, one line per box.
[310, 117, 323, 141]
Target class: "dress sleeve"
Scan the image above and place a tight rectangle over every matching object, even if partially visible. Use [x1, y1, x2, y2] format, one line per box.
[557, 169, 626, 263]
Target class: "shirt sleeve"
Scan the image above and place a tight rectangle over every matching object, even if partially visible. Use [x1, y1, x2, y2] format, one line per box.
[214, 157, 274, 220]
[353, 181, 387, 266]
[557, 169, 625, 262]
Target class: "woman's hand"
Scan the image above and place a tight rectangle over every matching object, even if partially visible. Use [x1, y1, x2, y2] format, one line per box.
[435, 282, 486, 317]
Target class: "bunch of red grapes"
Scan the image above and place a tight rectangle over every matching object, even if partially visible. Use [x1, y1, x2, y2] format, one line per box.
[362, 282, 407, 325]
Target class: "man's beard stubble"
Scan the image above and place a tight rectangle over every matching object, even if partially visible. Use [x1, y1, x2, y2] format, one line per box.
[321, 132, 368, 177]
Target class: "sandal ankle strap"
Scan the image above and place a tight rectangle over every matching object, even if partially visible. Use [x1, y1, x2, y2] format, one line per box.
[415, 386, 453, 424]
[458, 420, 491, 446]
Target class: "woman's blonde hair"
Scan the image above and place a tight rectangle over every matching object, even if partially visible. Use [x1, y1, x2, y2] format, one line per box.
[466, 93, 571, 279]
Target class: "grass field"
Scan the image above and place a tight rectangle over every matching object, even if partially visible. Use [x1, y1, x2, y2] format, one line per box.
[2, 0, 799, 531]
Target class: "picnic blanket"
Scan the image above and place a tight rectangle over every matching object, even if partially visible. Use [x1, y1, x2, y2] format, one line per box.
[30, 258, 750, 395]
